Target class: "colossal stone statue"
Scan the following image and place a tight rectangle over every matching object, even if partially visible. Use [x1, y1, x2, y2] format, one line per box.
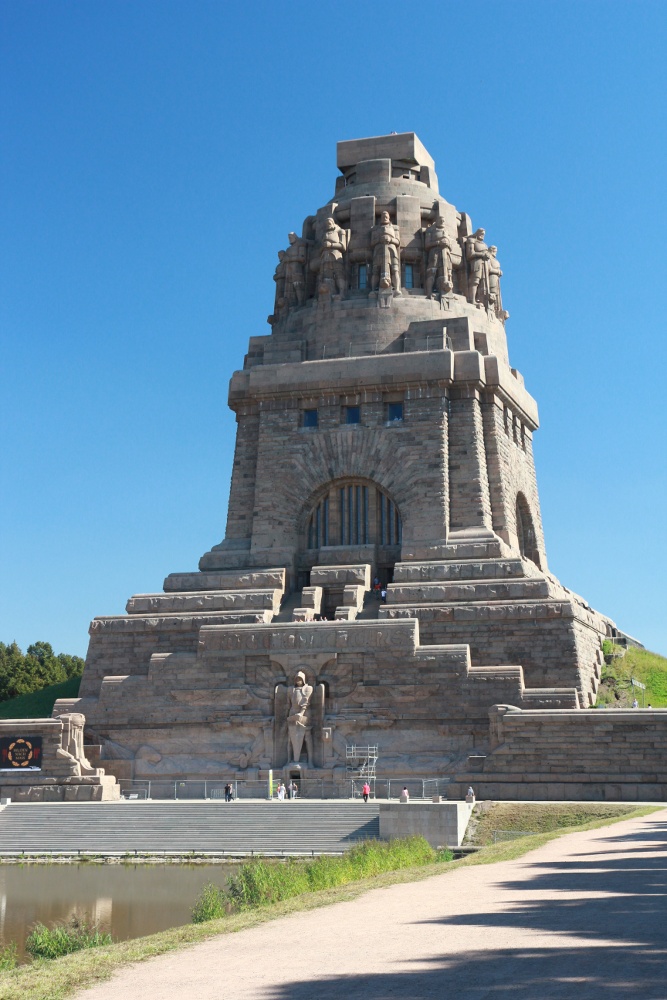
[284, 232, 307, 306]
[269, 250, 287, 324]
[424, 217, 453, 299]
[465, 227, 491, 305]
[317, 217, 347, 298]
[371, 211, 401, 293]
[286, 670, 314, 765]
[487, 246, 508, 320]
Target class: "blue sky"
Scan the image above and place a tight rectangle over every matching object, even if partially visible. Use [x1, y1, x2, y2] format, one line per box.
[1, 0, 666, 657]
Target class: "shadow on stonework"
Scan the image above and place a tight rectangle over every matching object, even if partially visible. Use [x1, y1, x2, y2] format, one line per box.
[263, 819, 667, 1000]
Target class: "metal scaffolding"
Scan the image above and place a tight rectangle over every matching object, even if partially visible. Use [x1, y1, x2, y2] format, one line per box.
[346, 745, 379, 794]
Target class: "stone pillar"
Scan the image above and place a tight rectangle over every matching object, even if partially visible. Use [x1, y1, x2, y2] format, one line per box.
[447, 388, 493, 535]
[481, 393, 514, 546]
[223, 406, 260, 548]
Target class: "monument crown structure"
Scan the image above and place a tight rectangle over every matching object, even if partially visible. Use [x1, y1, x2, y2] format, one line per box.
[66, 133, 662, 800]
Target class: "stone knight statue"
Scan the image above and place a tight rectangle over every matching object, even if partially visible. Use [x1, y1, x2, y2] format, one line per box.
[316, 217, 347, 298]
[465, 227, 491, 306]
[487, 246, 508, 320]
[284, 232, 307, 306]
[424, 217, 453, 299]
[371, 211, 401, 293]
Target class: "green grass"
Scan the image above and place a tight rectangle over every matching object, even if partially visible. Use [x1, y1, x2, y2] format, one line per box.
[0, 806, 659, 1000]
[596, 644, 667, 708]
[192, 837, 449, 920]
[0, 944, 17, 972]
[464, 801, 636, 846]
[0, 676, 81, 720]
[25, 919, 112, 960]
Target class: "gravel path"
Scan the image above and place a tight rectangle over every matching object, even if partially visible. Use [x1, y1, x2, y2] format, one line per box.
[78, 808, 667, 999]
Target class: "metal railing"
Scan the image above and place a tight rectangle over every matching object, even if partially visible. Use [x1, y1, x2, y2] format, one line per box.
[117, 776, 452, 802]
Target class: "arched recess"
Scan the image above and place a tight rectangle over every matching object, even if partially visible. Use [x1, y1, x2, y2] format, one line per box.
[515, 492, 541, 568]
[304, 478, 402, 550]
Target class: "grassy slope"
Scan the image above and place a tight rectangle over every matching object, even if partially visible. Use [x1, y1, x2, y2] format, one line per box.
[0, 805, 662, 1000]
[0, 677, 81, 720]
[596, 645, 667, 708]
[464, 802, 635, 847]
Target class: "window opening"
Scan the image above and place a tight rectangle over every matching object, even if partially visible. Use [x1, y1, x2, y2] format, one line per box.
[303, 409, 318, 428]
[387, 402, 403, 423]
[346, 405, 360, 424]
[404, 264, 414, 289]
[358, 264, 367, 290]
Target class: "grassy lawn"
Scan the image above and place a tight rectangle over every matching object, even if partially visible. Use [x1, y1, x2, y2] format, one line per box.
[596, 645, 667, 708]
[0, 804, 661, 1000]
[0, 677, 81, 720]
[464, 801, 637, 846]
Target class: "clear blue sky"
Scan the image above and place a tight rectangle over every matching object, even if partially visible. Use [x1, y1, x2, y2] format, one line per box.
[1, 1, 666, 657]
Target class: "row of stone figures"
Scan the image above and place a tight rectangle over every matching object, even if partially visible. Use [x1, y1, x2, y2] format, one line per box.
[269, 214, 508, 322]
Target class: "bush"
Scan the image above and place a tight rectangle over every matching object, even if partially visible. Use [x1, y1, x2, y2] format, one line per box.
[0, 942, 17, 971]
[192, 836, 452, 922]
[25, 917, 112, 960]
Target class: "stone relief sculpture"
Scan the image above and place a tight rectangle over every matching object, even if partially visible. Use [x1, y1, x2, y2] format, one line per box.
[371, 211, 401, 293]
[465, 227, 491, 306]
[424, 218, 453, 299]
[316, 217, 347, 299]
[273, 670, 325, 768]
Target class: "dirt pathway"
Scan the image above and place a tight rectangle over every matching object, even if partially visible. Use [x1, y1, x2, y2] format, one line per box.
[78, 809, 667, 999]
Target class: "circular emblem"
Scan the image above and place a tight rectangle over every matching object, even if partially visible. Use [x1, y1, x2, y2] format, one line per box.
[7, 738, 35, 767]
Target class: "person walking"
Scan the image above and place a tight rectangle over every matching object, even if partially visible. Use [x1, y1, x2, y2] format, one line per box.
[399, 786, 409, 803]
[288, 779, 298, 800]
[380, 588, 387, 604]
[277, 782, 286, 801]
[224, 782, 233, 803]
[362, 781, 371, 803]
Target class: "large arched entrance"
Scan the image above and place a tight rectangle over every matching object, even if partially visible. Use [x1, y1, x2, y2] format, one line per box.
[298, 479, 402, 596]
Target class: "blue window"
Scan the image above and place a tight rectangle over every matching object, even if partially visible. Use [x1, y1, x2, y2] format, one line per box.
[346, 406, 360, 424]
[387, 402, 403, 423]
[358, 265, 367, 290]
[303, 409, 318, 428]
[404, 264, 414, 289]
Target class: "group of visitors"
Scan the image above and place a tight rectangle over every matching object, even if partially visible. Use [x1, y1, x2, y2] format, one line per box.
[372, 578, 387, 603]
[224, 782, 234, 802]
[275, 780, 298, 800]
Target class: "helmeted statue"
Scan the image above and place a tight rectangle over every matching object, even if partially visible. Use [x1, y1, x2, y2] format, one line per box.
[269, 250, 287, 324]
[284, 232, 307, 306]
[487, 245, 508, 320]
[424, 218, 453, 299]
[371, 211, 401, 293]
[465, 228, 491, 305]
[317, 217, 347, 298]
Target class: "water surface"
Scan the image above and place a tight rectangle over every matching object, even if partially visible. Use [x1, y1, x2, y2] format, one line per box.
[0, 863, 235, 962]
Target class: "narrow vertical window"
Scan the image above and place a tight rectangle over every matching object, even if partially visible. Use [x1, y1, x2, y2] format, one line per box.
[358, 264, 367, 290]
[404, 263, 414, 289]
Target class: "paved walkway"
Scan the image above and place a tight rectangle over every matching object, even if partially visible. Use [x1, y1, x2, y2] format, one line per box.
[78, 809, 667, 999]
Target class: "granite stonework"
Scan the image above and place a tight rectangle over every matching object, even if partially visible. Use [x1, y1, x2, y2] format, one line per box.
[0, 714, 119, 801]
[64, 133, 648, 798]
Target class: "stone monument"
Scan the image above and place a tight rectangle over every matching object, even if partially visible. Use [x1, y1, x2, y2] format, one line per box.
[61, 133, 659, 800]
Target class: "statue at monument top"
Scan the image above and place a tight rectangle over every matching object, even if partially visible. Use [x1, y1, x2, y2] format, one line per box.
[284, 232, 307, 307]
[424, 217, 453, 299]
[465, 228, 491, 306]
[371, 210, 401, 294]
[487, 246, 509, 320]
[316, 217, 347, 299]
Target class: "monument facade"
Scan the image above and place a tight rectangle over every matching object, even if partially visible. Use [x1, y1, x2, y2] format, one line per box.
[62, 133, 657, 799]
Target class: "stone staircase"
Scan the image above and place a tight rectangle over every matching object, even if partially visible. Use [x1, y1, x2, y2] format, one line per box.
[0, 801, 380, 856]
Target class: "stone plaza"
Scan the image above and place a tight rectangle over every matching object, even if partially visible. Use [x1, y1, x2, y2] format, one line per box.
[55, 132, 666, 801]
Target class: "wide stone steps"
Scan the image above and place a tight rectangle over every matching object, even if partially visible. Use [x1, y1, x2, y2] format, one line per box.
[0, 802, 380, 855]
